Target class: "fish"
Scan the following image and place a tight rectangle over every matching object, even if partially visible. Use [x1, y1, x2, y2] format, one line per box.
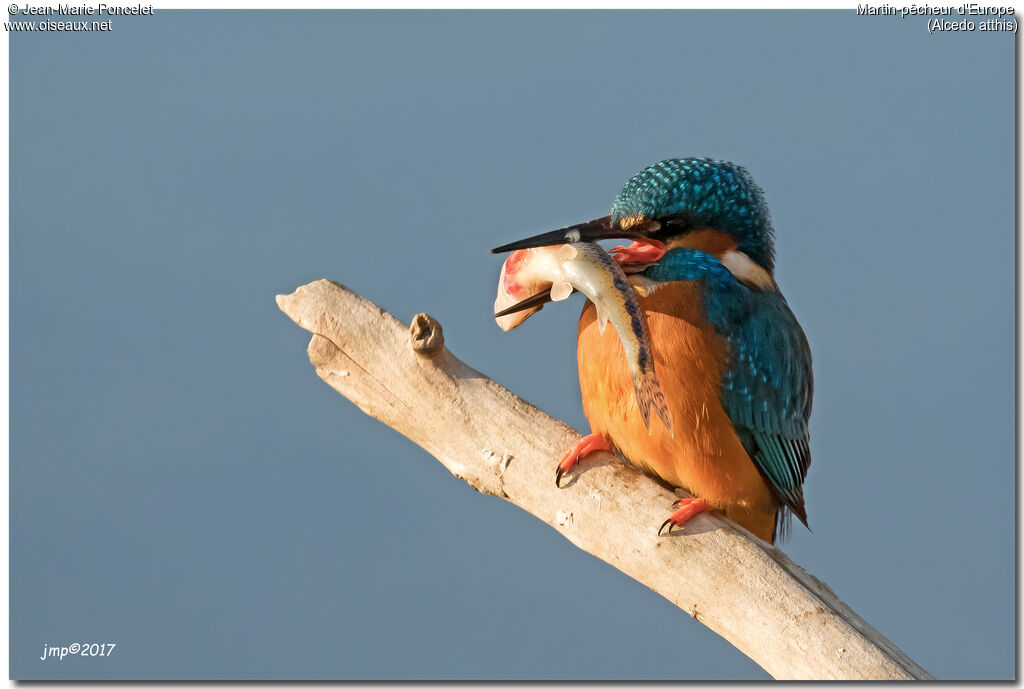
[493, 242, 673, 435]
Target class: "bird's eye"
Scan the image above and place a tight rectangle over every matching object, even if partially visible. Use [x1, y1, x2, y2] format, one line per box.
[655, 216, 693, 239]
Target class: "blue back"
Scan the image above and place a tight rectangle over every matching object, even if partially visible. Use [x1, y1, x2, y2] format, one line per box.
[646, 249, 813, 534]
[611, 158, 776, 273]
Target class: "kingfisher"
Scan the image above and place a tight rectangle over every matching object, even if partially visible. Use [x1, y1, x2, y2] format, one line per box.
[492, 158, 812, 544]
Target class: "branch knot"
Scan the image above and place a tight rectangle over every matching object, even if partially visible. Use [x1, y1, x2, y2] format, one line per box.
[410, 313, 445, 356]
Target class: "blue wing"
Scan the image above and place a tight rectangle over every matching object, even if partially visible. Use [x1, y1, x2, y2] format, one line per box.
[721, 290, 813, 533]
[646, 250, 813, 536]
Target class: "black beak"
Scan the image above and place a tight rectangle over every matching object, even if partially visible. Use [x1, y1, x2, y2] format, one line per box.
[494, 286, 554, 318]
[490, 215, 645, 254]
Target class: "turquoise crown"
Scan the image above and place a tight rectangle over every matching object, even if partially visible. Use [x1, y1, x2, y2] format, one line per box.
[610, 157, 775, 272]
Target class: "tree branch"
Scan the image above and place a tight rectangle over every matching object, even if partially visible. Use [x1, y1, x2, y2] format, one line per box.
[276, 279, 931, 681]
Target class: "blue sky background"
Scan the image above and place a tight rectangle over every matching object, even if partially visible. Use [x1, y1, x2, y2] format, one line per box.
[10, 10, 1013, 680]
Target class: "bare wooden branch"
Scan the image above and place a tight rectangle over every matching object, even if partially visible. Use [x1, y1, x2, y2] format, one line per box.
[276, 279, 931, 681]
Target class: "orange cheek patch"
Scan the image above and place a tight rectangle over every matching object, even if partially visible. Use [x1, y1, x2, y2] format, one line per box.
[671, 229, 738, 258]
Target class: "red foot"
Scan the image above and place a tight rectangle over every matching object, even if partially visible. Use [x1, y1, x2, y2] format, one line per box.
[555, 432, 610, 488]
[658, 497, 711, 536]
[608, 239, 668, 267]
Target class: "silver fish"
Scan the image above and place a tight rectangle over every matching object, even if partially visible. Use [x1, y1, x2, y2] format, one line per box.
[494, 242, 673, 435]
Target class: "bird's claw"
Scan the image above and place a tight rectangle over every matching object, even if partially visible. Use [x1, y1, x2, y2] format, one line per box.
[658, 497, 710, 536]
[554, 464, 567, 489]
[554, 432, 610, 489]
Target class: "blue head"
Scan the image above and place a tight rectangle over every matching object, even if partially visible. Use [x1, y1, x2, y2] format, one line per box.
[493, 157, 776, 274]
[611, 158, 775, 273]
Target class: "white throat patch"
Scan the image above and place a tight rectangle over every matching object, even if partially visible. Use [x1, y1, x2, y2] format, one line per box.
[720, 251, 776, 290]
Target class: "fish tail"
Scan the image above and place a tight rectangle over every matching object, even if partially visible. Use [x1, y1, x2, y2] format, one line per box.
[633, 370, 674, 436]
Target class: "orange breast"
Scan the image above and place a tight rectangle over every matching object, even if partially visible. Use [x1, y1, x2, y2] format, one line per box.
[576, 281, 778, 541]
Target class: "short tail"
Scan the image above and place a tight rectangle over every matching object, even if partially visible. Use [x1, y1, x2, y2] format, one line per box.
[633, 370, 674, 436]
